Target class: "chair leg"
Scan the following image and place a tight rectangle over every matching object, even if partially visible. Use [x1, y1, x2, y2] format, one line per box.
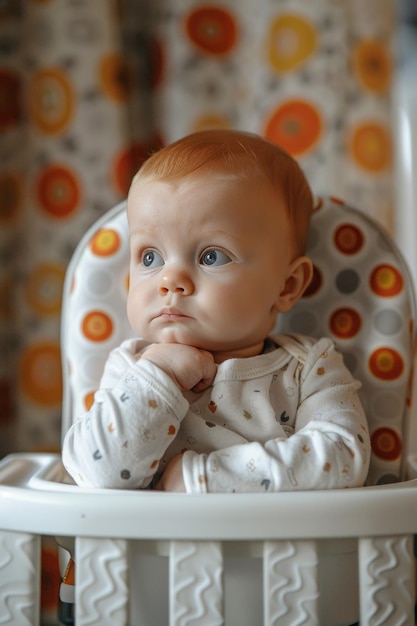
[0, 530, 41, 626]
[263, 540, 320, 626]
[359, 535, 415, 625]
[75, 537, 129, 626]
[170, 541, 224, 626]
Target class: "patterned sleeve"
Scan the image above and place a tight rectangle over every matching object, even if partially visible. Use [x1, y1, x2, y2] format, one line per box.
[182, 339, 370, 493]
[62, 343, 189, 489]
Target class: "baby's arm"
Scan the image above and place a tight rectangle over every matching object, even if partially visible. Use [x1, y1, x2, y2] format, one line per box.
[62, 340, 216, 489]
[177, 340, 371, 493]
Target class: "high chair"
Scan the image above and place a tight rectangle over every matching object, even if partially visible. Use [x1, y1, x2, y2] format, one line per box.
[1, 195, 417, 626]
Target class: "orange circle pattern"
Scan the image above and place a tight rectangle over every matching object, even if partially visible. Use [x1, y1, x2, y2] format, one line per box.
[37, 165, 81, 219]
[353, 39, 392, 93]
[369, 347, 404, 381]
[100, 53, 133, 103]
[330, 308, 362, 339]
[81, 311, 114, 342]
[29, 68, 73, 135]
[370, 264, 403, 297]
[371, 427, 402, 461]
[26, 263, 65, 315]
[350, 122, 391, 173]
[185, 7, 238, 56]
[264, 99, 322, 156]
[268, 13, 317, 73]
[334, 223, 365, 255]
[19, 342, 62, 406]
[90, 229, 121, 257]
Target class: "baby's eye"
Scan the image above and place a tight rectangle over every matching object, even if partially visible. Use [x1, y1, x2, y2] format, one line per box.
[142, 250, 164, 268]
[200, 248, 232, 267]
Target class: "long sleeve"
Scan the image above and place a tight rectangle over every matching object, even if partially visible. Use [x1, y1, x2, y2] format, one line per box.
[62, 340, 189, 488]
[182, 337, 370, 493]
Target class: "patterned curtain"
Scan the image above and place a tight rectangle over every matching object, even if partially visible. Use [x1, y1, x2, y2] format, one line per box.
[0, 0, 396, 620]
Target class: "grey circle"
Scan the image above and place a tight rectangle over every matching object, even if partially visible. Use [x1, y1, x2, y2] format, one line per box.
[374, 309, 403, 336]
[80, 353, 107, 383]
[371, 390, 402, 421]
[288, 310, 318, 335]
[335, 269, 360, 294]
[377, 474, 399, 485]
[341, 351, 358, 375]
[86, 269, 112, 295]
[307, 226, 320, 251]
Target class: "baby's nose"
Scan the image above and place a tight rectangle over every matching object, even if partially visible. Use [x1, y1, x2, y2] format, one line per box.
[158, 268, 194, 295]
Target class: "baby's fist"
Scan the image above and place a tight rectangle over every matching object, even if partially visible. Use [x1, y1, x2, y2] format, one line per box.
[141, 343, 216, 392]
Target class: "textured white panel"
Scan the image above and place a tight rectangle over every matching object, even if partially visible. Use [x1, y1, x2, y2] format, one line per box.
[263, 540, 320, 626]
[359, 535, 415, 625]
[75, 537, 129, 626]
[0, 531, 40, 626]
[170, 541, 223, 626]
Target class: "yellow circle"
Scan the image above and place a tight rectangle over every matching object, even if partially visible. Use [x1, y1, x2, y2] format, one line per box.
[90, 229, 121, 257]
[268, 13, 317, 72]
[26, 263, 65, 316]
[191, 114, 232, 132]
[19, 342, 62, 406]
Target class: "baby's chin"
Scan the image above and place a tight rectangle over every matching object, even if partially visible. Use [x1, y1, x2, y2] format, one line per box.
[141, 330, 209, 350]
[140, 330, 265, 360]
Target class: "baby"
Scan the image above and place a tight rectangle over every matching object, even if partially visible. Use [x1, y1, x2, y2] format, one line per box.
[62, 129, 370, 493]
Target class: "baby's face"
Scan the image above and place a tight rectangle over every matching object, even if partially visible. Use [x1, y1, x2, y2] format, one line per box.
[127, 172, 297, 361]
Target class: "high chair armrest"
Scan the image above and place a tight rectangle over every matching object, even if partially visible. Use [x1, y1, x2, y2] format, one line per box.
[1, 452, 417, 541]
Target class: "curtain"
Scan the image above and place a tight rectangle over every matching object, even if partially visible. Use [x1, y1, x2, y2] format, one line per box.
[0, 1, 396, 620]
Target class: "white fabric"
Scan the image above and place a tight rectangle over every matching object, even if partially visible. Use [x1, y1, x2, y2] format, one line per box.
[62, 333, 370, 493]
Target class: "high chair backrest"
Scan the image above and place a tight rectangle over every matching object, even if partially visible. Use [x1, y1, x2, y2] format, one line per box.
[61, 196, 416, 486]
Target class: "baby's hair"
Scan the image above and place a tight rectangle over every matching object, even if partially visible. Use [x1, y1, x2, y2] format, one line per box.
[131, 129, 314, 255]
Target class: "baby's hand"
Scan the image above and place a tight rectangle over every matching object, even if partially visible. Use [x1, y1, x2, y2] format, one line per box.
[154, 454, 185, 492]
[141, 343, 217, 392]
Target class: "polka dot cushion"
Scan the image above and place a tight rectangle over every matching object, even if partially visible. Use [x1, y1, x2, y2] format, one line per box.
[277, 197, 415, 485]
[61, 197, 415, 487]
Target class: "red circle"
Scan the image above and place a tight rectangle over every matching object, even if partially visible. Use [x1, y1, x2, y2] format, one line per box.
[113, 136, 163, 196]
[334, 223, 364, 255]
[37, 165, 81, 218]
[185, 7, 238, 56]
[371, 427, 402, 461]
[370, 264, 404, 297]
[330, 308, 362, 339]
[369, 347, 404, 381]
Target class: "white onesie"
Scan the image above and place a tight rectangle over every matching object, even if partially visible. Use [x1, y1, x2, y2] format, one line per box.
[62, 333, 370, 492]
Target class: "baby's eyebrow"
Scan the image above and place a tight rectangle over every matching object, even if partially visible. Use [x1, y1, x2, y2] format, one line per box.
[129, 225, 159, 240]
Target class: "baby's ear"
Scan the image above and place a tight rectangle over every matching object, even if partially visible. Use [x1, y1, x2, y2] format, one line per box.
[274, 256, 313, 313]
